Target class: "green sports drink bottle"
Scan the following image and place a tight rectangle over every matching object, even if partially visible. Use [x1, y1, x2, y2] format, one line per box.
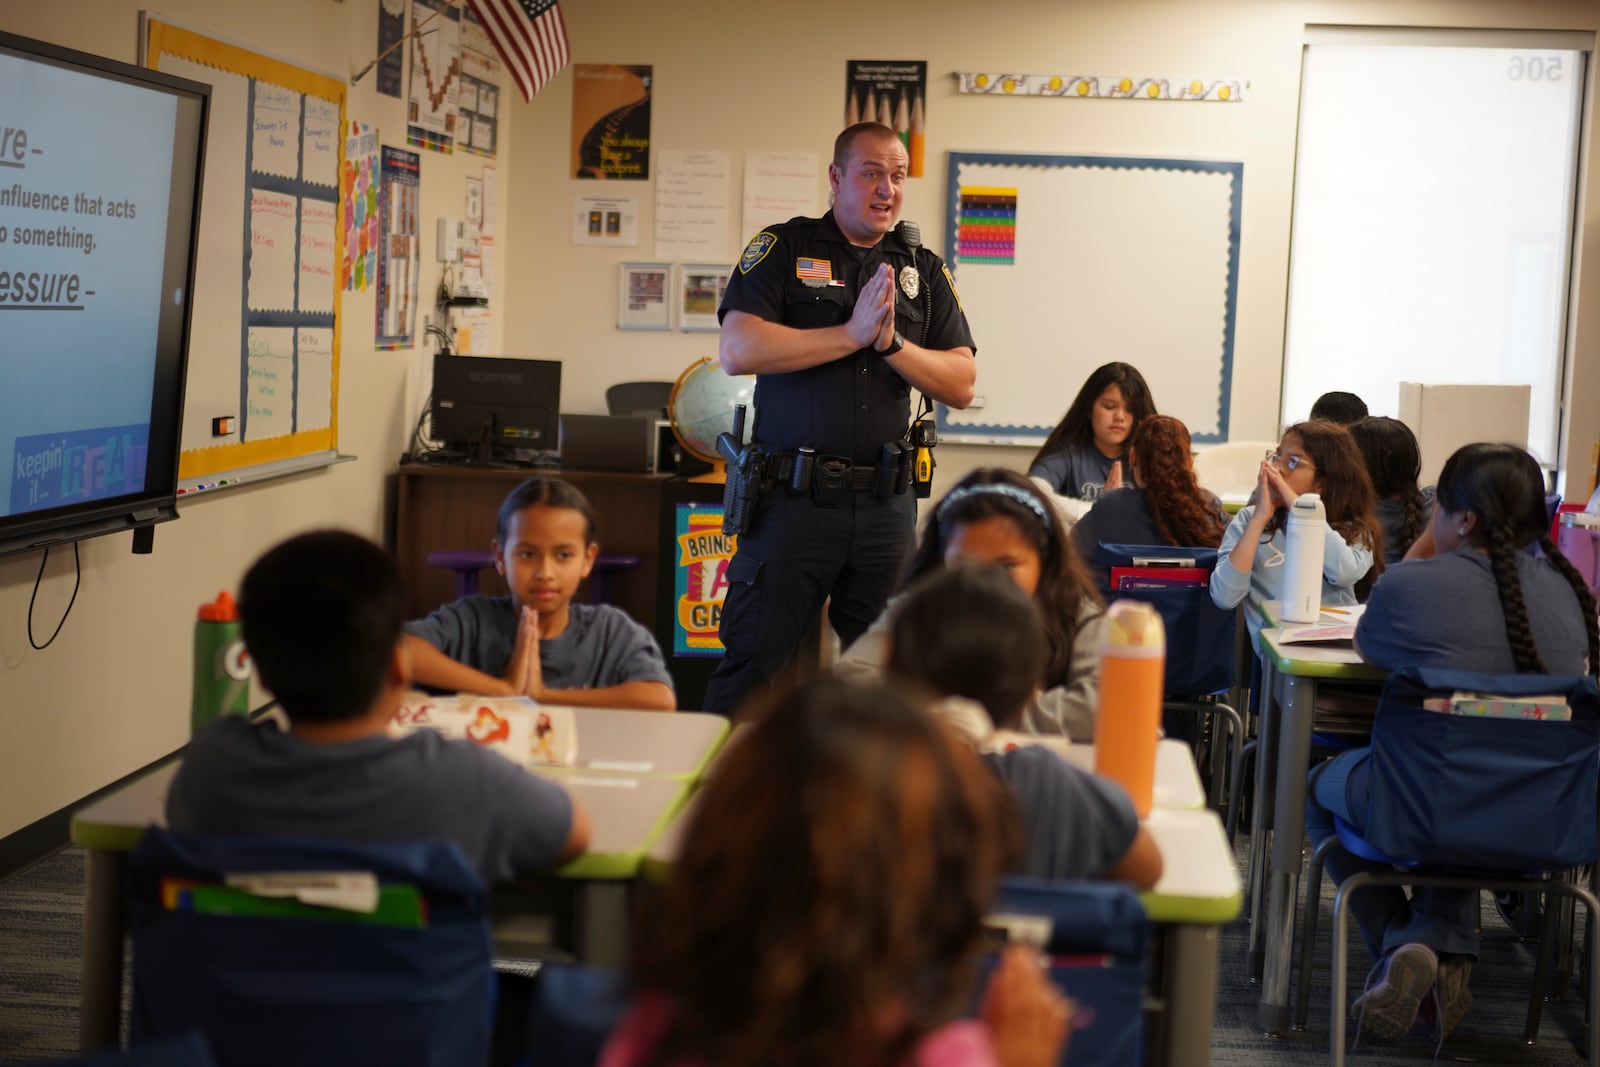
[192, 591, 252, 734]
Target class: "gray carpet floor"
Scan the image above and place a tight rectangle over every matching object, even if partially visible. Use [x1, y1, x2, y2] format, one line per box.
[0, 844, 1591, 1064]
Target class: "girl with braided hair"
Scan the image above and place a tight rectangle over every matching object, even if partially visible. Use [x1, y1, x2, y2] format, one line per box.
[1069, 415, 1227, 581]
[1302, 443, 1597, 1047]
[1348, 416, 1433, 565]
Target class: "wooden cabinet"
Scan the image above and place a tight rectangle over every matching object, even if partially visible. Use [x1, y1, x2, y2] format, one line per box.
[390, 464, 671, 628]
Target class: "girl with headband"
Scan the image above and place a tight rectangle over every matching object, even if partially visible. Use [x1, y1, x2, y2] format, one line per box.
[838, 468, 1106, 741]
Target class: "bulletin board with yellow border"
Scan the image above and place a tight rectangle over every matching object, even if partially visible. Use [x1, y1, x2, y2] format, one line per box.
[143, 18, 343, 482]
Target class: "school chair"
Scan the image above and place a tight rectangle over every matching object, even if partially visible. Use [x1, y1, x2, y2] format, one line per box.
[1087, 543, 1244, 813]
[425, 548, 643, 605]
[128, 828, 495, 1067]
[604, 381, 674, 420]
[1288, 667, 1600, 1064]
[517, 962, 629, 1067]
[977, 878, 1148, 1067]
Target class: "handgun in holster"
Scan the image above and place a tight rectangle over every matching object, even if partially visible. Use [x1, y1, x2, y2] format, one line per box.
[716, 404, 764, 535]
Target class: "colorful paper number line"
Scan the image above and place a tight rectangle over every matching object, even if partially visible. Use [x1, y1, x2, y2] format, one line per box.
[956, 73, 1247, 102]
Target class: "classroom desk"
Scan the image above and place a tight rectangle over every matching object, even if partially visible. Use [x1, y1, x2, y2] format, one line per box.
[1061, 738, 1207, 811]
[639, 741, 1240, 1067]
[69, 759, 690, 1052]
[1141, 807, 1244, 1067]
[641, 735, 1207, 883]
[1247, 625, 1388, 1035]
[535, 706, 728, 780]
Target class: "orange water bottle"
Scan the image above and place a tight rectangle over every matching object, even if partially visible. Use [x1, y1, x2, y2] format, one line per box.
[1093, 600, 1166, 818]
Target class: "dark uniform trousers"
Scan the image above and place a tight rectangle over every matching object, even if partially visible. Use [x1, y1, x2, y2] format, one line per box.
[702, 485, 913, 714]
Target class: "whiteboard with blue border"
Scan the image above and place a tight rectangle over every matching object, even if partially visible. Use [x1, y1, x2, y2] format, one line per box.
[939, 152, 1242, 445]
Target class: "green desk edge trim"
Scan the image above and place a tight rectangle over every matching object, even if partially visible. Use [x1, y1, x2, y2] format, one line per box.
[551, 779, 694, 880]
[73, 779, 699, 884]
[1263, 649, 1389, 681]
[1139, 889, 1243, 925]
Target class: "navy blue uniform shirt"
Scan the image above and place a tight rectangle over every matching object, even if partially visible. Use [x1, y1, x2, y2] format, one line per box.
[719, 211, 974, 464]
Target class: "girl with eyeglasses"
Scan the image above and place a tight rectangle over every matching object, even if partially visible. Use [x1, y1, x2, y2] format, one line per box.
[1209, 419, 1384, 649]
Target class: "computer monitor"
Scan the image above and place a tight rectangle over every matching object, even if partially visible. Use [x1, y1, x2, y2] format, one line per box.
[431, 355, 561, 466]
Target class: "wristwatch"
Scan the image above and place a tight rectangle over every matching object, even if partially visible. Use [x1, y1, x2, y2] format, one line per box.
[882, 331, 905, 357]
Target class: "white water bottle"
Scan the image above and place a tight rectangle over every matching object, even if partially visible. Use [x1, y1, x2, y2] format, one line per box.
[1280, 492, 1326, 623]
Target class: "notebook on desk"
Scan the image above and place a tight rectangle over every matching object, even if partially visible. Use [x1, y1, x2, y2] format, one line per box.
[559, 413, 656, 473]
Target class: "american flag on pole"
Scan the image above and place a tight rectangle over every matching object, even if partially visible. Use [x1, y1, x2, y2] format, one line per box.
[464, 0, 570, 103]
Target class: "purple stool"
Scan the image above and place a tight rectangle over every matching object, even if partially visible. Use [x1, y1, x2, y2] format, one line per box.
[425, 549, 642, 605]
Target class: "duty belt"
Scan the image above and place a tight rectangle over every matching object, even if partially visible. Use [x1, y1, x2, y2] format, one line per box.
[761, 450, 909, 494]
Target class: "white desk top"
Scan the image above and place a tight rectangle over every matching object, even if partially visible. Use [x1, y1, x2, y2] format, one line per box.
[536, 706, 729, 779]
[1141, 807, 1242, 924]
[1061, 738, 1205, 810]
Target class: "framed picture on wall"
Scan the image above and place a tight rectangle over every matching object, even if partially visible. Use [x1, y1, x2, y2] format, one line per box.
[618, 262, 670, 330]
[678, 263, 730, 332]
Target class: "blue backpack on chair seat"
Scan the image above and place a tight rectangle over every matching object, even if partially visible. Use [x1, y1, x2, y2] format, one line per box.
[129, 828, 495, 1067]
[973, 878, 1147, 1067]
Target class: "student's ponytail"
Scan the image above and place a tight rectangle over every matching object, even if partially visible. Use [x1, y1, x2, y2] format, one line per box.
[1537, 533, 1600, 680]
[1486, 523, 1545, 674]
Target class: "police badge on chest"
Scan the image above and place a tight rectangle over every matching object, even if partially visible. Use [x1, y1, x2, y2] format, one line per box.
[899, 265, 919, 299]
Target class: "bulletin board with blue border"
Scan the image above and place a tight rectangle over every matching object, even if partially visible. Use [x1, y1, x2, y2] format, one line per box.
[144, 18, 343, 482]
[939, 152, 1242, 446]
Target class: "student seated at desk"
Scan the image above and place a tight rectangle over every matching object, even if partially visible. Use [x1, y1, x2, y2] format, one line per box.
[604, 675, 1072, 1067]
[1029, 361, 1158, 504]
[837, 469, 1106, 741]
[168, 530, 590, 884]
[1306, 443, 1600, 1044]
[405, 477, 676, 710]
[1069, 414, 1227, 580]
[885, 565, 1163, 889]
[1348, 415, 1432, 565]
[1209, 420, 1382, 649]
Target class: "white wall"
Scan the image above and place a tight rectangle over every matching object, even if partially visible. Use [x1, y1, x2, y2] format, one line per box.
[0, 0, 506, 839]
[5, 0, 1600, 841]
[500, 0, 1600, 494]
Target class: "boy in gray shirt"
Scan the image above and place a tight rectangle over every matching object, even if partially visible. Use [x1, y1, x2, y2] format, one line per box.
[169, 530, 589, 884]
[404, 477, 675, 710]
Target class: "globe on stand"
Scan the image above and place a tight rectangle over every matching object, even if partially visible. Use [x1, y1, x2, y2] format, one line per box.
[668, 356, 756, 484]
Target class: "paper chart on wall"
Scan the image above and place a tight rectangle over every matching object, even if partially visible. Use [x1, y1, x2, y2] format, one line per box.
[146, 19, 344, 481]
[741, 151, 818, 246]
[655, 150, 730, 261]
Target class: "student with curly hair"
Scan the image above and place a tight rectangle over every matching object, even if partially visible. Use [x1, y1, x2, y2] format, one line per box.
[1209, 419, 1384, 648]
[603, 676, 1071, 1067]
[838, 468, 1106, 741]
[1029, 362, 1158, 503]
[1306, 443, 1599, 1045]
[1348, 416, 1432, 565]
[1070, 415, 1227, 576]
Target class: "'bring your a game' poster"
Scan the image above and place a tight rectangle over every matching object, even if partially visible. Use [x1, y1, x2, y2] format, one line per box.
[673, 502, 735, 656]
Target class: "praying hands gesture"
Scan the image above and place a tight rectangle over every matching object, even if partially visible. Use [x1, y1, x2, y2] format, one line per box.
[502, 605, 546, 700]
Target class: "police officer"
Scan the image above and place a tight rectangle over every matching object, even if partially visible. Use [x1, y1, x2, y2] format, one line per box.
[703, 122, 977, 714]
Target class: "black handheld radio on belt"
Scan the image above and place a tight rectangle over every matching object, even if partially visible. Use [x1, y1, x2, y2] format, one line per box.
[895, 221, 939, 498]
